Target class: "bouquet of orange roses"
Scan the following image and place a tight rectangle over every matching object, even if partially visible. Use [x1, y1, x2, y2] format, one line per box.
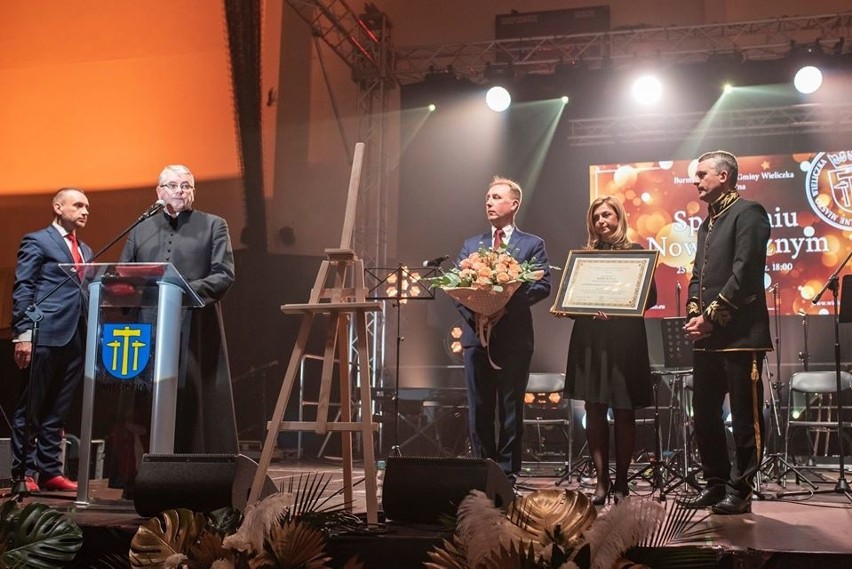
[429, 246, 546, 352]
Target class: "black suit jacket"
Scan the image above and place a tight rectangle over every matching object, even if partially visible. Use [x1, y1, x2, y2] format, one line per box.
[687, 194, 772, 352]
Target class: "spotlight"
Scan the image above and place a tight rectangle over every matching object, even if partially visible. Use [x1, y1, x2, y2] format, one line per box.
[631, 74, 662, 105]
[722, 83, 733, 94]
[794, 65, 823, 94]
[560, 95, 569, 104]
[444, 320, 464, 361]
[485, 85, 511, 112]
[524, 391, 563, 407]
[427, 103, 436, 112]
[383, 267, 423, 304]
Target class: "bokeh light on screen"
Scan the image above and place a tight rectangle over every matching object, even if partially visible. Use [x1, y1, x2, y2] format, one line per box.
[613, 165, 639, 188]
[590, 151, 852, 316]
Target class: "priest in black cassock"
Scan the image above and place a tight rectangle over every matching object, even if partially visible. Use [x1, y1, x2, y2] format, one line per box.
[119, 164, 238, 454]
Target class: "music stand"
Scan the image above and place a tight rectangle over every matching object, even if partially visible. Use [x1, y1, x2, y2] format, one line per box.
[631, 317, 700, 499]
[756, 286, 815, 496]
[366, 265, 437, 457]
[805, 255, 852, 501]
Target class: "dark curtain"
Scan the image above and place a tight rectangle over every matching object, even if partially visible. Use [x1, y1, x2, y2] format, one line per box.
[224, 0, 267, 251]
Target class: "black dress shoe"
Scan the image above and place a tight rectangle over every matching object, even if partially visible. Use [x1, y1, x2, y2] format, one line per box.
[675, 486, 726, 509]
[711, 494, 752, 515]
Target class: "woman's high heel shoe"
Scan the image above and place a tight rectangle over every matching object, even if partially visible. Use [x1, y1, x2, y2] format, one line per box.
[591, 479, 612, 506]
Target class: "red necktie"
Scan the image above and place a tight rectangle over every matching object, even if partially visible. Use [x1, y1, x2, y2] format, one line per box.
[493, 228, 504, 250]
[66, 233, 84, 280]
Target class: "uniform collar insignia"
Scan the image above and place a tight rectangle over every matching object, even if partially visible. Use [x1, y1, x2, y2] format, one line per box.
[709, 190, 739, 220]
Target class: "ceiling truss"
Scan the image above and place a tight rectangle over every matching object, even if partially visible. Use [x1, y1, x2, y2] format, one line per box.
[565, 102, 852, 146]
[392, 12, 852, 84]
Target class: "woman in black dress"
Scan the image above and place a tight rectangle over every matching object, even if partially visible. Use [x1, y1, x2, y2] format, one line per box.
[563, 196, 656, 504]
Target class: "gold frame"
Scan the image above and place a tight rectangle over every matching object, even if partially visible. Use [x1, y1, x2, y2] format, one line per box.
[550, 249, 658, 317]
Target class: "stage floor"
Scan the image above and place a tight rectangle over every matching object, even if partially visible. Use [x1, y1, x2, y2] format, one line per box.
[3, 458, 852, 568]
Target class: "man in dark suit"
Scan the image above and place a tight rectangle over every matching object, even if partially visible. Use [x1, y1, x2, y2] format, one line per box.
[679, 150, 772, 515]
[11, 188, 92, 492]
[119, 165, 238, 454]
[455, 176, 551, 481]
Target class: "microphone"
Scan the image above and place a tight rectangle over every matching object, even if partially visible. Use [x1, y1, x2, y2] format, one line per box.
[138, 199, 166, 221]
[767, 283, 779, 292]
[422, 255, 450, 268]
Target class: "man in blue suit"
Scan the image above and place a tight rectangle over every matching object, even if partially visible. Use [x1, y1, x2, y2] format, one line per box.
[455, 177, 551, 481]
[11, 188, 92, 493]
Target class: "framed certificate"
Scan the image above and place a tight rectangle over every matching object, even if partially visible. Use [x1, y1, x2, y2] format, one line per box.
[551, 249, 659, 317]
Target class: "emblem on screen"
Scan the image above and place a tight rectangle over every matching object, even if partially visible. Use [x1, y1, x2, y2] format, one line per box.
[806, 151, 852, 230]
[101, 323, 152, 380]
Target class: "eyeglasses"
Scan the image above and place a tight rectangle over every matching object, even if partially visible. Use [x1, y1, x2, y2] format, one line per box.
[160, 182, 194, 191]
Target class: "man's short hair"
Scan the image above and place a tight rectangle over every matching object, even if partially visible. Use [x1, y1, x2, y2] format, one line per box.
[158, 164, 195, 187]
[698, 150, 739, 187]
[489, 176, 523, 204]
[53, 187, 85, 206]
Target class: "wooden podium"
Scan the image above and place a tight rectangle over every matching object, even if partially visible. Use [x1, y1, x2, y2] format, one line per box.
[248, 143, 382, 523]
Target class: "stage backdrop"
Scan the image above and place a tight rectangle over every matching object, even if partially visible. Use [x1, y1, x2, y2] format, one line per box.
[588, 150, 852, 317]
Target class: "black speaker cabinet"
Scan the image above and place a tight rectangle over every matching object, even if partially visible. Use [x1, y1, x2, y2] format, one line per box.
[134, 453, 277, 517]
[382, 456, 514, 524]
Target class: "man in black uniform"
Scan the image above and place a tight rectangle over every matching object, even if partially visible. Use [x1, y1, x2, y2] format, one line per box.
[678, 150, 772, 515]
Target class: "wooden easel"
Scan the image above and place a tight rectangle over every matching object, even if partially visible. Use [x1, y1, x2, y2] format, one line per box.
[248, 143, 382, 524]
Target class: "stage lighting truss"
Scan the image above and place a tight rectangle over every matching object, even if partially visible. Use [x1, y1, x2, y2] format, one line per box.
[563, 101, 852, 146]
[392, 14, 852, 84]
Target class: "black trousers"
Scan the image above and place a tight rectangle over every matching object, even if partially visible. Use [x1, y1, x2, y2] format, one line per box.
[692, 350, 766, 498]
[463, 346, 532, 477]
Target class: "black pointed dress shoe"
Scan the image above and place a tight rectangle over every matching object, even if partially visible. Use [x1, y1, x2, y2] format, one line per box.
[711, 493, 752, 515]
[675, 485, 726, 509]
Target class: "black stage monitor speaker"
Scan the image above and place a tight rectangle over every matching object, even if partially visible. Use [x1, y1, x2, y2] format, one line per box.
[382, 456, 514, 524]
[134, 453, 278, 517]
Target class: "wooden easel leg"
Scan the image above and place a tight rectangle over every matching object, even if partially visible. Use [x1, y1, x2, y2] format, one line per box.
[249, 312, 315, 504]
[337, 315, 354, 511]
[315, 315, 340, 433]
[354, 309, 379, 524]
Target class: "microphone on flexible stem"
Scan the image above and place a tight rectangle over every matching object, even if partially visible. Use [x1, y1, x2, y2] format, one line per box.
[84, 199, 168, 263]
[422, 255, 450, 268]
[12, 198, 171, 326]
[138, 199, 167, 222]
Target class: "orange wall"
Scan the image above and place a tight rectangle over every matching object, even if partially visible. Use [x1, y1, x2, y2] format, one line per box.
[0, 1, 240, 194]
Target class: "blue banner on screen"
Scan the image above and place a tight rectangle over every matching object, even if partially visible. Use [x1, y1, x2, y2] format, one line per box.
[590, 150, 852, 317]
